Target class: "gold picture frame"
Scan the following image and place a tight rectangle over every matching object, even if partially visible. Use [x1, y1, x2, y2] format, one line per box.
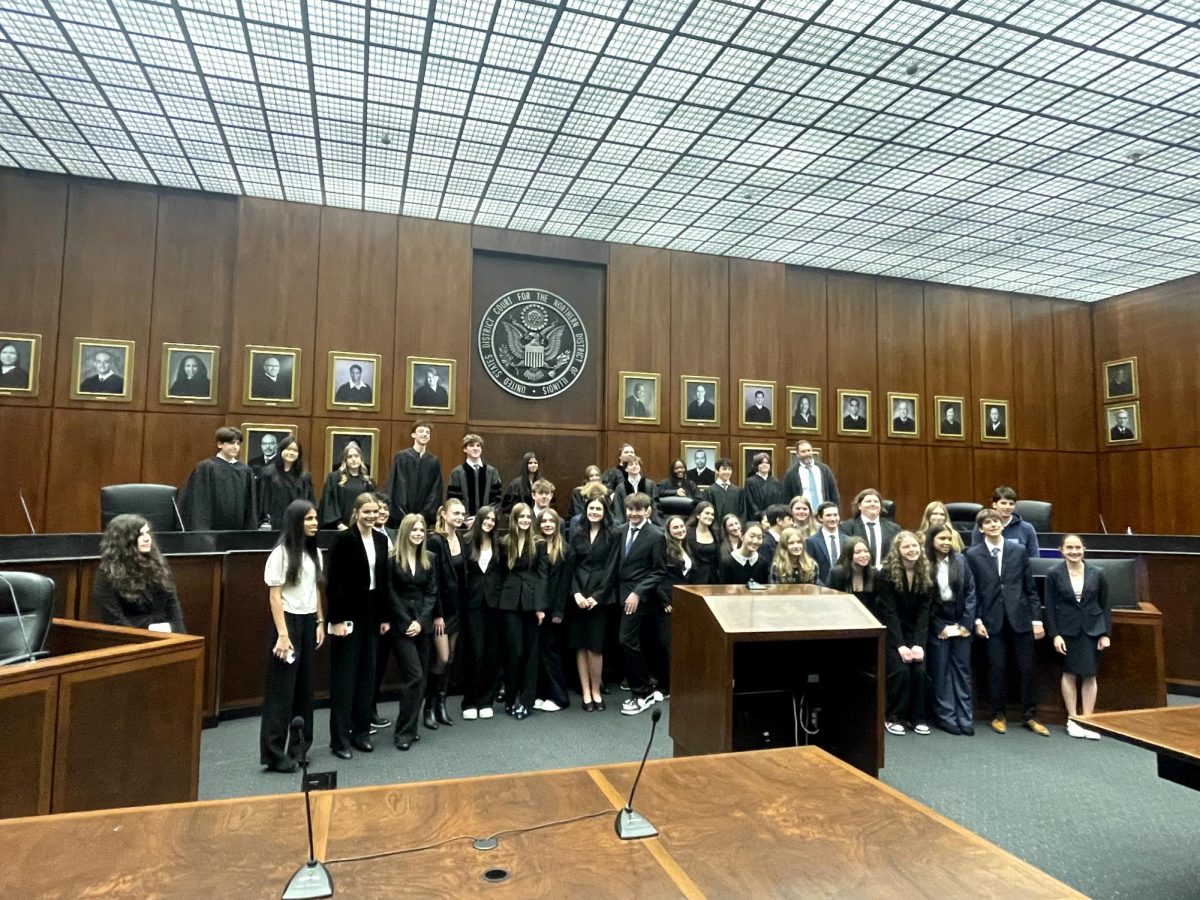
[680, 440, 721, 488]
[618, 370, 661, 425]
[240, 422, 299, 471]
[327, 350, 382, 412]
[0, 331, 42, 397]
[934, 395, 966, 441]
[680, 375, 720, 427]
[71, 337, 134, 402]
[739, 379, 777, 429]
[326, 426, 381, 478]
[886, 392, 919, 439]
[786, 386, 820, 434]
[406, 356, 456, 415]
[836, 389, 871, 436]
[244, 345, 300, 407]
[738, 442, 779, 483]
[161, 343, 219, 405]
[980, 399, 1011, 443]
[1103, 357, 1138, 402]
[1105, 402, 1141, 446]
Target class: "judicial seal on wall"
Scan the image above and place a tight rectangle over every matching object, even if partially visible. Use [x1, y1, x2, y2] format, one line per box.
[478, 288, 588, 399]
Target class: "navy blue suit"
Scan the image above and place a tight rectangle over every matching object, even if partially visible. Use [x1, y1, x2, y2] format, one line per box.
[806, 527, 850, 585]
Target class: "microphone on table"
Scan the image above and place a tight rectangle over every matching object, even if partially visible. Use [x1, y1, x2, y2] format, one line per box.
[0, 573, 50, 666]
[19, 490, 36, 534]
[615, 708, 661, 840]
[282, 716, 334, 899]
[172, 497, 187, 532]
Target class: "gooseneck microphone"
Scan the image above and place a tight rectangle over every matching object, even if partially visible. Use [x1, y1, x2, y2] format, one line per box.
[615, 707, 661, 840]
[172, 497, 187, 532]
[282, 716, 334, 899]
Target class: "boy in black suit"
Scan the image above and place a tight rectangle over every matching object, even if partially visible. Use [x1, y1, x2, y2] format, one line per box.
[848, 488, 899, 569]
[616, 493, 667, 716]
[966, 509, 1049, 736]
[806, 501, 848, 584]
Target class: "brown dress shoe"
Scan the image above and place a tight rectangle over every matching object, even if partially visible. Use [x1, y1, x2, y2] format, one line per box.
[1025, 719, 1050, 736]
[991, 717, 1007, 734]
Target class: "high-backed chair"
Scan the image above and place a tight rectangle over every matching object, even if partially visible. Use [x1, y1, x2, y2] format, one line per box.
[881, 499, 895, 520]
[945, 502, 983, 536]
[1014, 500, 1053, 533]
[658, 495, 697, 521]
[100, 484, 181, 532]
[1029, 557, 1137, 610]
[0, 572, 54, 666]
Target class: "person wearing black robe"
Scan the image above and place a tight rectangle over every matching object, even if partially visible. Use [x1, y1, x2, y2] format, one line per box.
[385, 421, 443, 527]
[501, 451, 540, 516]
[742, 453, 785, 524]
[257, 437, 316, 530]
[168, 354, 210, 398]
[180, 427, 257, 530]
[707, 458, 745, 524]
[446, 433, 503, 521]
[334, 364, 372, 404]
[318, 441, 375, 530]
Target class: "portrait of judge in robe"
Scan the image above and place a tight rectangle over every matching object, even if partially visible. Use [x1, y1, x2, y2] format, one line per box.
[73, 339, 133, 401]
[162, 345, 217, 404]
[682, 378, 718, 425]
[0, 335, 38, 395]
[329, 353, 380, 411]
[246, 347, 299, 405]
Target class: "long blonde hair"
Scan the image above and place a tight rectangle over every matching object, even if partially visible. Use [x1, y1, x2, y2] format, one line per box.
[537, 508, 566, 564]
[505, 503, 539, 569]
[882, 530, 931, 592]
[916, 500, 963, 552]
[336, 441, 373, 488]
[435, 498, 465, 537]
[391, 513, 430, 574]
[771, 526, 817, 582]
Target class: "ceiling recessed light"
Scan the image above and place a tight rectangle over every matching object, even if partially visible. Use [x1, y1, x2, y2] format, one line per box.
[1125, 150, 1143, 162]
[904, 62, 920, 76]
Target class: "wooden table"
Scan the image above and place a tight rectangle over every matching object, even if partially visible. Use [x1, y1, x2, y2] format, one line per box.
[1075, 705, 1200, 792]
[2, 746, 1076, 898]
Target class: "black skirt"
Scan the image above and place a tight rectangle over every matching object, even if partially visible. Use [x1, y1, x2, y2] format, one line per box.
[1063, 634, 1100, 677]
[566, 602, 613, 653]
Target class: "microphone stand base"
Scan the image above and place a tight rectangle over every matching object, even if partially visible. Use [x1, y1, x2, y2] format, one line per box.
[282, 861, 333, 899]
[614, 808, 658, 840]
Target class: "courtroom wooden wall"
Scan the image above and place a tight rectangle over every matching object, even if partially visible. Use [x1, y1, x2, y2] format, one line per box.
[1093, 273, 1200, 535]
[0, 169, 1099, 534]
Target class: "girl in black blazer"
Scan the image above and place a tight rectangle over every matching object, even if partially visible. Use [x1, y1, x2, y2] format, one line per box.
[324, 493, 391, 758]
[1046, 534, 1111, 740]
[423, 499, 467, 729]
[536, 508, 574, 711]
[568, 494, 619, 711]
[498, 503, 548, 719]
[719, 523, 770, 586]
[925, 525, 977, 736]
[386, 514, 438, 750]
[685, 501, 720, 585]
[461, 506, 505, 720]
[877, 532, 930, 736]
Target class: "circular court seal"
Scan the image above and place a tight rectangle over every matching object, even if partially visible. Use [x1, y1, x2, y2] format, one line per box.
[477, 288, 588, 399]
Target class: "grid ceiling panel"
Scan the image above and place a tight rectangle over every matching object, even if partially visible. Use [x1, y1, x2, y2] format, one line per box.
[3, 0, 1200, 299]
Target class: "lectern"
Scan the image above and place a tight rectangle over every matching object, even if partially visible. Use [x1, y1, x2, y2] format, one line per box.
[670, 585, 885, 776]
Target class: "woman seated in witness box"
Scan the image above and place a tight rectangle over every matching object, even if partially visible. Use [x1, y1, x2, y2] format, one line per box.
[925, 524, 976, 736]
[1046, 534, 1112, 741]
[94, 514, 185, 634]
[769, 527, 820, 585]
[719, 522, 770, 586]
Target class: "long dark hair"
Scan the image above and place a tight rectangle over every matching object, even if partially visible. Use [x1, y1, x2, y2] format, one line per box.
[267, 435, 306, 480]
[98, 514, 173, 599]
[834, 536, 876, 592]
[925, 524, 963, 597]
[277, 500, 321, 587]
[464, 504, 498, 559]
[571, 493, 613, 539]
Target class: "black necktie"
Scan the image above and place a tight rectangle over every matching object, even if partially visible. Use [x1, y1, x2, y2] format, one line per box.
[867, 521, 878, 564]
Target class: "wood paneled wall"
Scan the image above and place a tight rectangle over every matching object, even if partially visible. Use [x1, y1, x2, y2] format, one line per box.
[2, 170, 1102, 534]
[1093, 274, 1200, 535]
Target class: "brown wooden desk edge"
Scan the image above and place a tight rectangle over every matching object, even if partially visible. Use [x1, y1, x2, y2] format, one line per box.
[1073, 707, 1200, 765]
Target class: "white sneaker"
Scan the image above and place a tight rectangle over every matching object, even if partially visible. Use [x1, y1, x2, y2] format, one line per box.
[461, 708, 478, 721]
[533, 699, 545, 710]
[1083, 728, 1101, 741]
[621, 694, 659, 716]
[1066, 720, 1087, 739]
[913, 723, 931, 735]
[540, 699, 562, 712]
[885, 721, 906, 736]
[478, 707, 494, 719]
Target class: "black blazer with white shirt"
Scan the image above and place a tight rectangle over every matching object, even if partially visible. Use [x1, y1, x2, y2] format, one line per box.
[615, 521, 666, 604]
[1044, 562, 1110, 639]
[965, 540, 1038, 634]
[848, 516, 901, 565]
[806, 526, 852, 584]
[325, 527, 390, 626]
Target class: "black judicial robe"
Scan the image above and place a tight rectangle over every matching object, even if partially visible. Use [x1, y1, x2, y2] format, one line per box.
[742, 475, 785, 524]
[257, 468, 316, 529]
[385, 449, 443, 526]
[318, 471, 375, 529]
[180, 456, 257, 530]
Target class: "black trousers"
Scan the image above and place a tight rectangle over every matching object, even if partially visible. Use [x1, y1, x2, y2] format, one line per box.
[461, 604, 501, 709]
[883, 649, 906, 722]
[893, 657, 928, 725]
[619, 601, 665, 698]
[259, 611, 316, 767]
[536, 617, 570, 706]
[644, 608, 672, 695]
[328, 613, 378, 751]
[987, 618, 1037, 720]
[384, 628, 428, 744]
[502, 609, 540, 708]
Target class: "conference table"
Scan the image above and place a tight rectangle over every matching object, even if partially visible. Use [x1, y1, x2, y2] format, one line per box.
[1075, 705, 1200, 793]
[3, 746, 1076, 898]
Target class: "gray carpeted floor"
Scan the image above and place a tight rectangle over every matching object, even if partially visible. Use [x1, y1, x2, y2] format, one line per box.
[201, 694, 1199, 898]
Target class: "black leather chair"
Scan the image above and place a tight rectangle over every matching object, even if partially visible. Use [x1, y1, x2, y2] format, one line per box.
[945, 502, 983, 537]
[881, 499, 895, 520]
[658, 495, 697, 520]
[1014, 500, 1053, 533]
[1030, 557, 1137, 610]
[100, 484, 181, 532]
[0, 572, 54, 666]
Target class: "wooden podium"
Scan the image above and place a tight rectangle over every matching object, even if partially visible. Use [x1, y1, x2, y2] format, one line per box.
[0, 619, 204, 818]
[670, 585, 886, 776]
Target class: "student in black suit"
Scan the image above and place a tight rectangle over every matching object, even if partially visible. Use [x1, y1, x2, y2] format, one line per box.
[535, 508, 574, 712]
[1046, 534, 1111, 740]
[257, 436, 315, 530]
[602, 444, 635, 494]
[180, 426, 258, 531]
[719, 522, 770, 586]
[384, 421, 443, 527]
[502, 451, 540, 515]
[614, 456, 659, 525]
[925, 525, 977, 736]
[657, 458, 698, 510]
[318, 442, 375, 530]
[423, 499, 468, 730]
[460, 506, 504, 721]
[759, 504, 791, 569]
[707, 457, 744, 524]
[615, 493, 667, 716]
[385, 515, 438, 751]
[568, 494, 619, 712]
[848, 488, 900, 569]
[781, 440, 841, 512]
[447, 433, 503, 524]
[878, 531, 933, 735]
[966, 508, 1049, 737]
[806, 501, 849, 585]
[686, 501, 721, 585]
[497, 504, 548, 720]
[324, 493, 390, 759]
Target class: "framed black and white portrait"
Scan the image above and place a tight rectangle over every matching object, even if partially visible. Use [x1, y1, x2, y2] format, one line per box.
[618, 371, 660, 425]
[1105, 403, 1140, 445]
[327, 426, 381, 477]
[0, 332, 41, 397]
[837, 389, 871, 436]
[406, 356, 455, 415]
[680, 375, 720, 427]
[980, 399, 1011, 443]
[161, 343, 218, 405]
[328, 351, 381, 412]
[72, 337, 134, 402]
[739, 379, 776, 429]
[739, 442, 777, 483]
[1104, 357, 1138, 402]
[680, 441, 720, 488]
[245, 345, 300, 407]
[887, 392, 919, 439]
[934, 395, 966, 441]
[240, 422, 298, 474]
[786, 386, 820, 434]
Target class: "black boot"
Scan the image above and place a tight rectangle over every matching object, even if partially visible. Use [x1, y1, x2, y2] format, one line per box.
[422, 699, 438, 730]
[434, 691, 454, 726]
